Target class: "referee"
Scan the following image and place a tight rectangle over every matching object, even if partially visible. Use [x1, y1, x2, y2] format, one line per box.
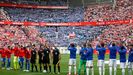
[38, 45, 44, 72]
[30, 45, 38, 72]
[42, 45, 51, 73]
[52, 47, 61, 74]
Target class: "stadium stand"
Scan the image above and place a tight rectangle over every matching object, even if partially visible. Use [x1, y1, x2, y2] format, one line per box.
[84, 0, 133, 47]
[0, 8, 46, 48]
[0, 0, 133, 47]
[0, 0, 68, 6]
[5, 7, 84, 22]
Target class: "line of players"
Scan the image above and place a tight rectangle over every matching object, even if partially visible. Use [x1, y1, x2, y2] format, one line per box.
[68, 41, 133, 75]
[0, 43, 61, 74]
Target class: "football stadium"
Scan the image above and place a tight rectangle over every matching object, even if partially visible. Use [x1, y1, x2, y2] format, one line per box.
[0, 0, 133, 75]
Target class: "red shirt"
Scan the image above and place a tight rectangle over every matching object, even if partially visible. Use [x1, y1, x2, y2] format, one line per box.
[6, 49, 12, 58]
[25, 50, 31, 59]
[0, 49, 6, 58]
[13, 47, 20, 57]
[19, 48, 25, 57]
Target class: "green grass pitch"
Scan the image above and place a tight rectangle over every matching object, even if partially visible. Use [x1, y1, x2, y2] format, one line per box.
[0, 54, 131, 75]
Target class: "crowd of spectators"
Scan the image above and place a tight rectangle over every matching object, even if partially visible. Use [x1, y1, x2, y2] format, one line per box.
[36, 0, 133, 46]
[0, 24, 46, 48]
[91, 25, 133, 47]
[0, 8, 46, 48]
[37, 26, 107, 46]
[84, 0, 133, 47]
[84, 0, 133, 22]
[0, 0, 68, 6]
[5, 7, 84, 23]
[1, 0, 133, 47]
[0, 8, 6, 21]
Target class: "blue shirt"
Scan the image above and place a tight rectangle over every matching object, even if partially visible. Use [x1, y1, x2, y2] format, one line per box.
[96, 45, 106, 60]
[128, 48, 133, 62]
[68, 46, 77, 59]
[80, 47, 87, 60]
[86, 48, 93, 60]
[118, 48, 127, 62]
[108, 44, 118, 59]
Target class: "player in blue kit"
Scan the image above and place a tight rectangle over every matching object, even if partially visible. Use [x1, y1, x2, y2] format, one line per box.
[68, 43, 77, 75]
[128, 44, 133, 75]
[118, 44, 127, 75]
[96, 42, 106, 75]
[86, 43, 94, 75]
[78, 43, 87, 75]
[108, 42, 118, 75]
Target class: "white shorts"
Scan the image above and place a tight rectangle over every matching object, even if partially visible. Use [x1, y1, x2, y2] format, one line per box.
[128, 62, 133, 69]
[86, 60, 93, 67]
[97, 60, 104, 67]
[120, 62, 126, 69]
[109, 59, 117, 67]
[69, 59, 76, 66]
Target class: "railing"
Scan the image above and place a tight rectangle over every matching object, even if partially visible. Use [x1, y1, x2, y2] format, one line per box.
[0, 3, 69, 9]
[0, 19, 132, 26]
